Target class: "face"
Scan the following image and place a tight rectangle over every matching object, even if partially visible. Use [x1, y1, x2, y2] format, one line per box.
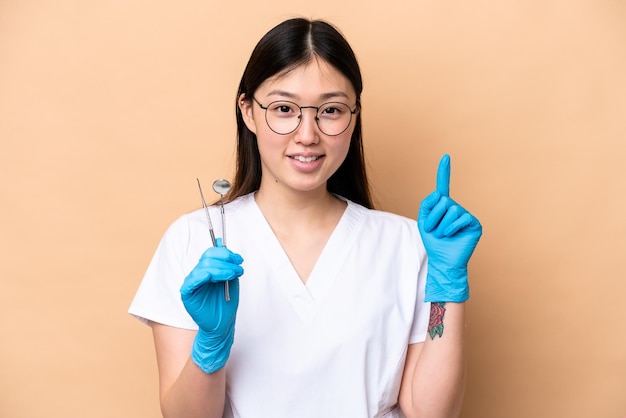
[239, 58, 357, 197]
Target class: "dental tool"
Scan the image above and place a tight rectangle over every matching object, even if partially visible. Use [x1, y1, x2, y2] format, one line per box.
[196, 178, 231, 301]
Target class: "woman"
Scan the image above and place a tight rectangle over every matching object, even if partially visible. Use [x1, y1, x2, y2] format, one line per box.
[129, 18, 482, 418]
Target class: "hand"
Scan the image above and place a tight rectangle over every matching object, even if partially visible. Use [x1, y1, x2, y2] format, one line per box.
[180, 238, 244, 374]
[418, 154, 482, 303]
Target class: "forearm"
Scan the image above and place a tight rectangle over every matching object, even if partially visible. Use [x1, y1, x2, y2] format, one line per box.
[160, 357, 226, 418]
[401, 302, 466, 418]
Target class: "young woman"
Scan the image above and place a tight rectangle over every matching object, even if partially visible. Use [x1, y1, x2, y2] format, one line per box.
[129, 18, 482, 418]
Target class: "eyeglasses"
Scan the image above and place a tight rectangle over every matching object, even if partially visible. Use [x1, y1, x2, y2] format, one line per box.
[252, 96, 358, 136]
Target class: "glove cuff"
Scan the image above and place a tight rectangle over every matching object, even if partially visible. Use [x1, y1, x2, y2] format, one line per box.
[424, 263, 469, 303]
[191, 326, 235, 374]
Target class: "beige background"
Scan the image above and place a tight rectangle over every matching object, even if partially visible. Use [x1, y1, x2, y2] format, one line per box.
[1, 1, 625, 417]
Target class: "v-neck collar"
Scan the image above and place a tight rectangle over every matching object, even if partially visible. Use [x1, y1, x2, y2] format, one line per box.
[238, 193, 364, 322]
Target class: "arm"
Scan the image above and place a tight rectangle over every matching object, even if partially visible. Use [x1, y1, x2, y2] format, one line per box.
[152, 323, 226, 418]
[152, 239, 244, 418]
[398, 303, 466, 418]
[400, 154, 481, 417]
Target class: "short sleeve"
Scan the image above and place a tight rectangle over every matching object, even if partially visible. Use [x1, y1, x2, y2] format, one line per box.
[128, 215, 200, 330]
[408, 233, 430, 344]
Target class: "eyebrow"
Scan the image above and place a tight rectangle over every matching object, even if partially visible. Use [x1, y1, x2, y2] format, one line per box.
[266, 89, 351, 101]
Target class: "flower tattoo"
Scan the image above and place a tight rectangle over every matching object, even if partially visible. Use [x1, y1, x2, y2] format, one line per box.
[428, 302, 446, 339]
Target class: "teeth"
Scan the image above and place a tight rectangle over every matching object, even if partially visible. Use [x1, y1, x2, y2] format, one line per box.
[293, 155, 319, 162]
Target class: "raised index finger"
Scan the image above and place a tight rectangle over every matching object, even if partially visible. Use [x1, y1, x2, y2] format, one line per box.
[436, 154, 451, 197]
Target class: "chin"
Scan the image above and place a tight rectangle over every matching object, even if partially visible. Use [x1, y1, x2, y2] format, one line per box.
[288, 181, 328, 194]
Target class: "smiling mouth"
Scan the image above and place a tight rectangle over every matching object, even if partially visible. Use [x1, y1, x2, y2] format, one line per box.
[290, 155, 322, 163]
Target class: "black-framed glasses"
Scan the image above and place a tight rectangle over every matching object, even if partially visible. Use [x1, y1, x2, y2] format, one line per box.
[252, 96, 358, 136]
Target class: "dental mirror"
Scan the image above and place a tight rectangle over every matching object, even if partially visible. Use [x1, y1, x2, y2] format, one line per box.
[213, 178, 232, 301]
[212, 179, 231, 195]
[212, 178, 231, 245]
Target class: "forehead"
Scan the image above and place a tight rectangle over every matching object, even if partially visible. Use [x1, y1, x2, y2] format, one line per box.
[257, 58, 355, 100]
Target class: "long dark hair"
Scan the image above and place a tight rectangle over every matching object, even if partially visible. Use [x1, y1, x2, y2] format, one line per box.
[226, 18, 373, 209]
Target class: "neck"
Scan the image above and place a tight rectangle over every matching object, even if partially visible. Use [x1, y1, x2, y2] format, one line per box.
[254, 186, 346, 230]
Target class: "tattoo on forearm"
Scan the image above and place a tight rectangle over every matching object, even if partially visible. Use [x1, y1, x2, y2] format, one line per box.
[428, 302, 446, 339]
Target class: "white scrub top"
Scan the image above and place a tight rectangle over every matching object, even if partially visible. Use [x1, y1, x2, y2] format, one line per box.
[129, 193, 430, 418]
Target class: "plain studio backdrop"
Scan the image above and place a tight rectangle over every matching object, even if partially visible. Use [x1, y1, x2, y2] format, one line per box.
[1, 1, 624, 417]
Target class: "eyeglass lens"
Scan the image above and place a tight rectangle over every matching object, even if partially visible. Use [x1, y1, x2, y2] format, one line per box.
[263, 101, 354, 136]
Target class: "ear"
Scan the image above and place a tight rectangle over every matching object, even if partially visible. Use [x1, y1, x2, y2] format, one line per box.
[238, 93, 257, 134]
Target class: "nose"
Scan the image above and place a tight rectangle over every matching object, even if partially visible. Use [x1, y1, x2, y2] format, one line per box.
[293, 108, 320, 145]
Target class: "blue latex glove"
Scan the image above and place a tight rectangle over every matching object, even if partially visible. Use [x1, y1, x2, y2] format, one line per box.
[180, 238, 244, 374]
[418, 154, 482, 303]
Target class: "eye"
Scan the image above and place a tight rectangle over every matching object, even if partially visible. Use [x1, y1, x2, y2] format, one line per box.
[268, 101, 298, 117]
[319, 103, 349, 119]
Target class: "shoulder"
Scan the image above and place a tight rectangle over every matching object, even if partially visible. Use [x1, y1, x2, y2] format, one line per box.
[345, 198, 416, 229]
[166, 193, 255, 236]
[342, 198, 424, 252]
